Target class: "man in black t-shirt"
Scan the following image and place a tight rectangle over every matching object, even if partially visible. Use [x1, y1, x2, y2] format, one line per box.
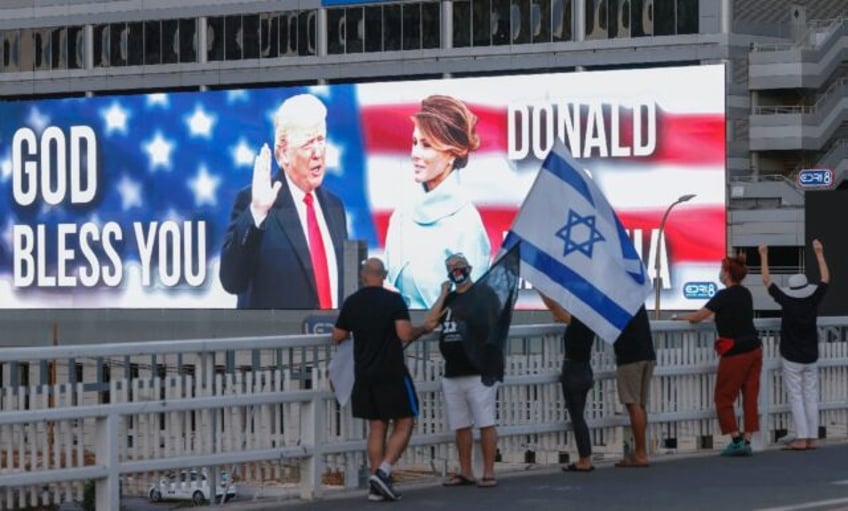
[612, 306, 655, 468]
[426, 253, 502, 488]
[332, 258, 430, 501]
[760, 239, 830, 450]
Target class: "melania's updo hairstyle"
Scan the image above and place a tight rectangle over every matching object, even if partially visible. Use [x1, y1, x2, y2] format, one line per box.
[412, 95, 480, 170]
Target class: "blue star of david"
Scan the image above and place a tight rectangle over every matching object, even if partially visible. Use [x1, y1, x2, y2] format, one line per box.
[556, 210, 606, 258]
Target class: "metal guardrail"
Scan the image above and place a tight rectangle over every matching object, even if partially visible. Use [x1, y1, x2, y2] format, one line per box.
[752, 77, 848, 115]
[752, 17, 847, 52]
[0, 319, 847, 510]
[820, 139, 848, 169]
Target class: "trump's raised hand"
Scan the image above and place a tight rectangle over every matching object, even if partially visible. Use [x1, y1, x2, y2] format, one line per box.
[250, 143, 283, 218]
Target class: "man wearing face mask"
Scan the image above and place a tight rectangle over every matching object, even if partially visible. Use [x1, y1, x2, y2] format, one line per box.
[424, 253, 503, 489]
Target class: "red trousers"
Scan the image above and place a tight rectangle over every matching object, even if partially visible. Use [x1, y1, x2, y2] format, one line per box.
[715, 347, 763, 434]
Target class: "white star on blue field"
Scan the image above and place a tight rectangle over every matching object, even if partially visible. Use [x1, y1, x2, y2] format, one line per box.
[556, 209, 605, 258]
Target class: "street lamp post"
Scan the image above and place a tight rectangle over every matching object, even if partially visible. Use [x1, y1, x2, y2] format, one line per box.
[653, 194, 696, 320]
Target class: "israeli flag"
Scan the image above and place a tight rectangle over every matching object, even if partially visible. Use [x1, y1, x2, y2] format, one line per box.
[503, 140, 652, 343]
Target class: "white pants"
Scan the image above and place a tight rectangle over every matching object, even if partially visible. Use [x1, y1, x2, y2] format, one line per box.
[782, 358, 819, 440]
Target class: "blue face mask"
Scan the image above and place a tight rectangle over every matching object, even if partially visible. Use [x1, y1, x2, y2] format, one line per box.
[448, 266, 471, 285]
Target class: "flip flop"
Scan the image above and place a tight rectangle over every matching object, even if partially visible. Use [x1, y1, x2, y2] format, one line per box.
[563, 463, 595, 472]
[780, 445, 808, 451]
[442, 474, 476, 487]
[477, 477, 498, 488]
[614, 458, 650, 468]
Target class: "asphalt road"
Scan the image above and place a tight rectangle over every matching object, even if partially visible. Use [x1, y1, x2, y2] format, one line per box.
[111, 443, 848, 511]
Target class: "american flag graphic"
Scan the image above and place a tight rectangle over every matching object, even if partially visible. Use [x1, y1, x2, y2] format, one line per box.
[0, 65, 725, 309]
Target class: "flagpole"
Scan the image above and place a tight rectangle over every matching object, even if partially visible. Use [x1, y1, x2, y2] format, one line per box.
[653, 194, 696, 319]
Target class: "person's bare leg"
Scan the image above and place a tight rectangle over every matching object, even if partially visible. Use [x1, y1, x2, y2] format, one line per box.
[480, 426, 498, 480]
[626, 403, 649, 463]
[368, 420, 389, 473]
[383, 417, 415, 466]
[455, 427, 474, 479]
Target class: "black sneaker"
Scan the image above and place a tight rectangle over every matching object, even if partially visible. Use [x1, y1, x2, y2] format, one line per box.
[367, 487, 385, 502]
[369, 469, 401, 501]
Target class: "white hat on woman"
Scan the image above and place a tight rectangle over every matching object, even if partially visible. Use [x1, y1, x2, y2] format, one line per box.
[782, 274, 817, 299]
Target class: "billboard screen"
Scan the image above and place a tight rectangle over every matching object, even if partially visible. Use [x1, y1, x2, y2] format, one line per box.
[0, 65, 725, 310]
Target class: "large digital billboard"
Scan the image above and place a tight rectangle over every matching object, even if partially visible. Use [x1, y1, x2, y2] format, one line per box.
[0, 65, 725, 310]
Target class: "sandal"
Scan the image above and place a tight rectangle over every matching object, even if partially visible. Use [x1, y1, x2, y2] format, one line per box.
[477, 477, 498, 488]
[443, 474, 476, 487]
[563, 463, 595, 472]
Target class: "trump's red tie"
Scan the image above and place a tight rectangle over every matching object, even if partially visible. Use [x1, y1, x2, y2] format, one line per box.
[303, 193, 332, 309]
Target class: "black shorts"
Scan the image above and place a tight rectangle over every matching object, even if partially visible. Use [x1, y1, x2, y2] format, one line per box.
[351, 374, 419, 421]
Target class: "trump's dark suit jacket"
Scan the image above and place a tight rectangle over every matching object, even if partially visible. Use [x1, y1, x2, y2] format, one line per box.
[219, 172, 348, 309]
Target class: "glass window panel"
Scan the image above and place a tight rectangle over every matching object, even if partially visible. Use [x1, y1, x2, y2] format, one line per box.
[402, 3, 421, 50]
[260, 13, 279, 58]
[179, 18, 196, 62]
[5, 30, 22, 72]
[327, 8, 345, 54]
[207, 16, 224, 61]
[654, 0, 675, 35]
[346, 7, 364, 53]
[532, 0, 551, 43]
[128, 22, 143, 65]
[422, 1, 440, 49]
[552, 0, 572, 41]
[297, 10, 316, 56]
[94, 24, 109, 67]
[225, 15, 242, 60]
[677, 0, 698, 34]
[608, 0, 619, 38]
[383, 4, 402, 51]
[364, 6, 383, 52]
[492, 0, 510, 45]
[511, 0, 530, 44]
[280, 12, 297, 56]
[620, 0, 631, 36]
[472, 0, 491, 46]
[453, 0, 471, 47]
[243, 14, 260, 59]
[144, 21, 161, 65]
[50, 27, 66, 69]
[162, 19, 179, 64]
[33, 30, 49, 70]
[1, 32, 10, 72]
[631, 0, 652, 36]
[67, 25, 83, 69]
[584, 0, 607, 39]
[111, 22, 127, 66]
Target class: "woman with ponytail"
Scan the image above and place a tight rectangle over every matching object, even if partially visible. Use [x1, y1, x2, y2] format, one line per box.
[675, 253, 763, 457]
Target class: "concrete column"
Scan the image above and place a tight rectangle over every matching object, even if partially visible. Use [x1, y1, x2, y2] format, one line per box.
[198, 17, 208, 63]
[721, 0, 733, 34]
[316, 8, 328, 57]
[84, 24, 94, 70]
[574, 0, 586, 42]
[442, 0, 453, 49]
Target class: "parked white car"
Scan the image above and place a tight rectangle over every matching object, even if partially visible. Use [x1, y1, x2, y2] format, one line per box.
[148, 470, 237, 505]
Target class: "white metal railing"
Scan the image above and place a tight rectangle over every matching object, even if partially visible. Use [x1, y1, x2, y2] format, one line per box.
[752, 77, 848, 115]
[752, 16, 847, 52]
[0, 319, 847, 510]
[820, 138, 848, 169]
